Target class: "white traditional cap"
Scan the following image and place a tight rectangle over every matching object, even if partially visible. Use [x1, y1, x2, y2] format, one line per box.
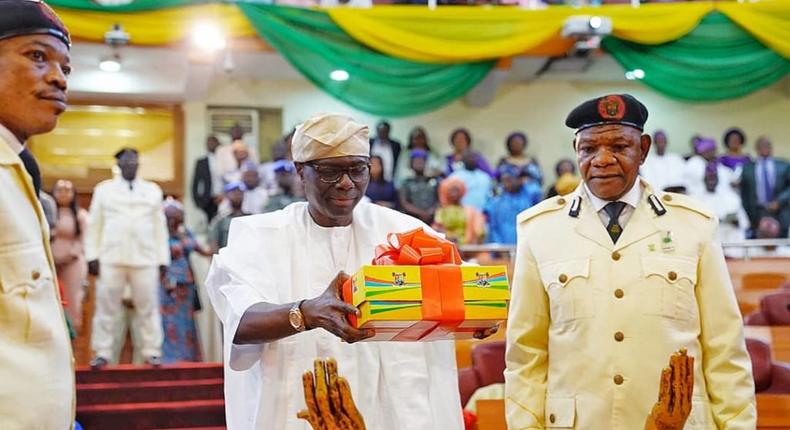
[291, 113, 369, 163]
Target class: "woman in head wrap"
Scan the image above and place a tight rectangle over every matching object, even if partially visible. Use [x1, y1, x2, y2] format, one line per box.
[160, 197, 213, 363]
[432, 176, 486, 245]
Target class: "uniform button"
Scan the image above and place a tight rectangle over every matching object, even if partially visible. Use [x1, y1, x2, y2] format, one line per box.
[668, 271, 678, 281]
[614, 374, 624, 385]
[558, 274, 568, 283]
[549, 414, 556, 424]
[611, 251, 621, 261]
[662, 194, 672, 202]
[614, 289, 624, 299]
[614, 331, 624, 342]
[31, 270, 41, 280]
[557, 197, 566, 205]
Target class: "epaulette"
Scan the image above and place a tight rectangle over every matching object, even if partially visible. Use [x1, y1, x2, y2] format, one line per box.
[656, 192, 713, 219]
[517, 195, 570, 224]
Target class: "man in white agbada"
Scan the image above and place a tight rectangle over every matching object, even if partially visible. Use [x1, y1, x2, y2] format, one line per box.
[205, 113, 467, 430]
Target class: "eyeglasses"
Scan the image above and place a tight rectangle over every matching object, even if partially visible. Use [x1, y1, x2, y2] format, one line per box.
[306, 162, 370, 184]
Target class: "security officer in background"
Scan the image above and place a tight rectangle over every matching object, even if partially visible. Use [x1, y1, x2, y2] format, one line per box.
[0, 1, 75, 428]
[505, 94, 756, 429]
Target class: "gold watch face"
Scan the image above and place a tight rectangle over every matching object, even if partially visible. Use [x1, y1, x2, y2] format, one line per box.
[289, 309, 303, 330]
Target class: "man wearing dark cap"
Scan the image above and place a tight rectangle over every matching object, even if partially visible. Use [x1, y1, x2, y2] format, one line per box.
[505, 94, 755, 429]
[0, 1, 75, 428]
[86, 147, 170, 369]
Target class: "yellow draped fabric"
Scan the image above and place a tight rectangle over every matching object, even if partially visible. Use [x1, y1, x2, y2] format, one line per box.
[54, 2, 789, 60]
[327, 2, 714, 63]
[53, 4, 256, 45]
[719, 1, 790, 59]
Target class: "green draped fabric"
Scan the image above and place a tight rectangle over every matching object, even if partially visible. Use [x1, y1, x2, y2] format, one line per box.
[603, 12, 789, 102]
[45, 0, 208, 12]
[237, 4, 495, 117]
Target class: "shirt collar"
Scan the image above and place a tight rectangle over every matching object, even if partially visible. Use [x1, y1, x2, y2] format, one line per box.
[0, 122, 23, 154]
[584, 177, 642, 213]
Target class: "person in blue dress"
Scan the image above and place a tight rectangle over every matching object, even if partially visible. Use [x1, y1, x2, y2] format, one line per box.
[161, 198, 212, 363]
[484, 164, 542, 244]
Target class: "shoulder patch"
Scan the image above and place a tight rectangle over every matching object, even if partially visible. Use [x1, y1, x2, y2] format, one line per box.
[517, 195, 568, 224]
[658, 192, 713, 220]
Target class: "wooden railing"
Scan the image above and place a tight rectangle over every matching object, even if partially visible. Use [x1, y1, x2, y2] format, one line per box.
[474, 395, 790, 430]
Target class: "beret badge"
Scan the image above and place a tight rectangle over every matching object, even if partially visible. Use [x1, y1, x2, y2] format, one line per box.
[597, 95, 626, 121]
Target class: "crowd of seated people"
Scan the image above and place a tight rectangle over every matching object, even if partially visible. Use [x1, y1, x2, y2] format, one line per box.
[51, 121, 788, 365]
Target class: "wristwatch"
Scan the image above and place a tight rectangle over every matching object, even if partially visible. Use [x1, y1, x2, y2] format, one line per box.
[289, 300, 307, 332]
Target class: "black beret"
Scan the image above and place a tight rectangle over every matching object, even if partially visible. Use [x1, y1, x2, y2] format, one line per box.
[0, 0, 71, 49]
[565, 94, 648, 133]
[114, 147, 139, 160]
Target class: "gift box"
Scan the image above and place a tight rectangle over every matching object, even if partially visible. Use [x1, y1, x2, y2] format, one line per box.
[342, 228, 509, 341]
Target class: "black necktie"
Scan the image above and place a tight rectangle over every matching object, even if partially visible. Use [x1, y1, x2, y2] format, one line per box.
[604, 201, 627, 244]
[18, 148, 41, 197]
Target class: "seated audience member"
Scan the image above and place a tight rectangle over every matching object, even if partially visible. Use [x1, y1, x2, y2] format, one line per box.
[445, 128, 494, 177]
[264, 161, 305, 212]
[719, 127, 751, 171]
[496, 132, 543, 185]
[241, 162, 269, 214]
[396, 126, 443, 181]
[221, 140, 253, 184]
[161, 198, 212, 363]
[545, 158, 579, 198]
[259, 131, 293, 194]
[399, 150, 439, 224]
[639, 130, 687, 192]
[365, 155, 399, 209]
[433, 177, 486, 245]
[691, 165, 749, 257]
[484, 165, 542, 245]
[209, 182, 249, 253]
[740, 136, 789, 238]
[450, 150, 493, 211]
[52, 179, 89, 330]
[747, 217, 790, 257]
[684, 137, 734, 197]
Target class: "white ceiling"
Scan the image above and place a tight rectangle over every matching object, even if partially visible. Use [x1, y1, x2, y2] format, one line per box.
[67, 42, 631, 103]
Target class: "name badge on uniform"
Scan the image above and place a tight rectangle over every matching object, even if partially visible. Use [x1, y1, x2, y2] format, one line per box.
[661, 231, 675, 253]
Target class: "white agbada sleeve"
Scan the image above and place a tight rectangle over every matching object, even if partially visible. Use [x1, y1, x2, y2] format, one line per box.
[205, 217, 273, 371]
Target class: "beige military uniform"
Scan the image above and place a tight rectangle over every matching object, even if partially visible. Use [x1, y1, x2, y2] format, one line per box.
[0, 129, 75, 429]
[505, 179, 756, 430]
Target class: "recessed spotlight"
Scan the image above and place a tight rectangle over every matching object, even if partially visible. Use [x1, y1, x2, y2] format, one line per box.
[633, 68, 645, 79]
[589, 16, 602, 30]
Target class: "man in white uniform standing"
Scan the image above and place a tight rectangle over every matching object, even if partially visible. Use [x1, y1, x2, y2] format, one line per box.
[87, 147, 170, 368]
[205, 113, 466, 430]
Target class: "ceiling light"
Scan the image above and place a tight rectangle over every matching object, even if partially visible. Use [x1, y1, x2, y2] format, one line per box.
[99, 56, 122, 73]
[192, 21, 226, 53]
[632, 68, 645, 79]
[589, 16, 602, 30]
[330, 70, 350, 81]
[625, 70, 635, 80]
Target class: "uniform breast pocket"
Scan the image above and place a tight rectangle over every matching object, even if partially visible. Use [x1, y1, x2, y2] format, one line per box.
[0, 245, 57, 342]
[641, 256, 698, 323]
[539, 258, 593, 325]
